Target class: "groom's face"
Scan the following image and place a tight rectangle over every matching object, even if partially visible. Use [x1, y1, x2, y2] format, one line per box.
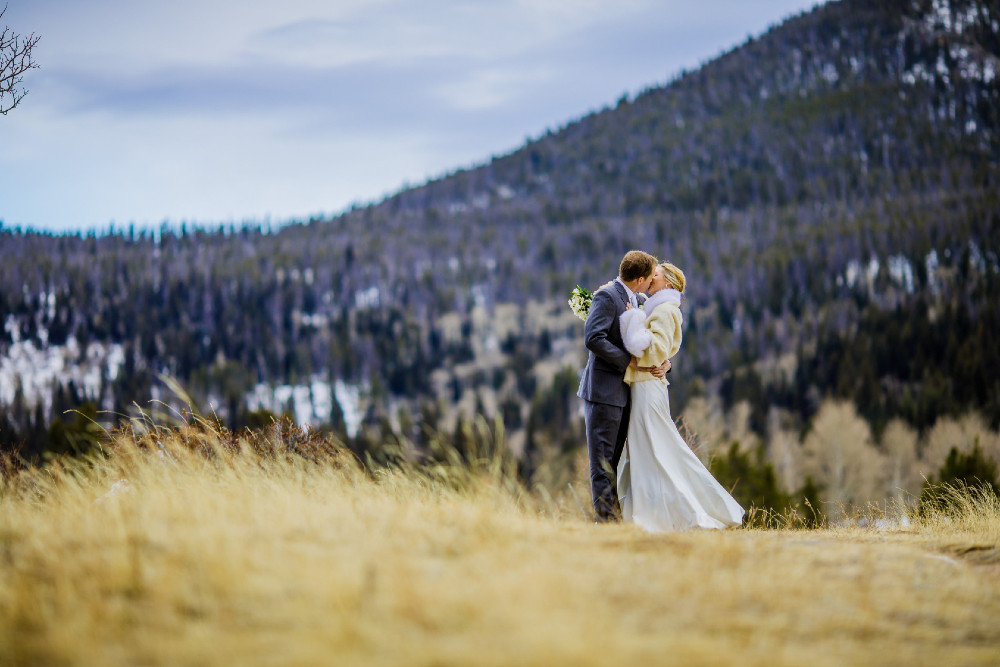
[639, 272, 654, 293]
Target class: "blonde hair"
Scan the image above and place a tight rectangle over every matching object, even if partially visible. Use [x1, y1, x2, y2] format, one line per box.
[660, 262, 686, 293]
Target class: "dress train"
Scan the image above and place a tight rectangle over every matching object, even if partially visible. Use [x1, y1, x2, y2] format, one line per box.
[618, 381, 744, 532]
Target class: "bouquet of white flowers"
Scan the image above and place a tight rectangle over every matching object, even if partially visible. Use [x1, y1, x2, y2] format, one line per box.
[568, 285, 593, 321]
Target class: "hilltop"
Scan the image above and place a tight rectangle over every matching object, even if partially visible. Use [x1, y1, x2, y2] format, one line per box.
[1, 428, 999, 665]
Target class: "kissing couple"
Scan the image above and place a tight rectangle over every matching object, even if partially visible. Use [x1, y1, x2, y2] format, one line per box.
[576, 250, 744, 532]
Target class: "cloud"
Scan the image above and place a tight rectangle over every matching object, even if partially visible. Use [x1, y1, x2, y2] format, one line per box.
[0, 0, 824, 231]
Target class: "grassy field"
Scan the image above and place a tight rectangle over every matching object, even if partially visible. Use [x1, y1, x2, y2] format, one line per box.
[1, 424, 998, 666]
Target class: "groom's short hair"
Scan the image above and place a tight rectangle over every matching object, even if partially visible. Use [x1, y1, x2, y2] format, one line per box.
[619, 251, 657, 282]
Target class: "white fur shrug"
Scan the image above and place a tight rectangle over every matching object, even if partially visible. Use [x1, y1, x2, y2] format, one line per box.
[619, 289, 683, 385]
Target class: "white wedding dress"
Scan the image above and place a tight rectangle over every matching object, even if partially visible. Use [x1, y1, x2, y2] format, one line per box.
[616, 288, 744, 533]
[617, 380, 744, 532]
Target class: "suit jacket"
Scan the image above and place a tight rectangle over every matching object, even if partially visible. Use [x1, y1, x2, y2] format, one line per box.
[577, 281, 634, 407]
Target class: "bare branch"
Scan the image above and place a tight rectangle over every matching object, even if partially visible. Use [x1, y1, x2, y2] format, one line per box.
[0, 4, 41, 115]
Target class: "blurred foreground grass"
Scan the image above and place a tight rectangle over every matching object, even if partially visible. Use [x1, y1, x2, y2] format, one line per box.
[1, 423, 998, 666]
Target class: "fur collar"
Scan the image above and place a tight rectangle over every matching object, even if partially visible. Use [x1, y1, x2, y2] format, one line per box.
[643, 288, 682, 312]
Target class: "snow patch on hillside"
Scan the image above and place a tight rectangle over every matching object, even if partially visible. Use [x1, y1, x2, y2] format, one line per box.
[245, 378, 363, 436]
[0, 335, 124, 413]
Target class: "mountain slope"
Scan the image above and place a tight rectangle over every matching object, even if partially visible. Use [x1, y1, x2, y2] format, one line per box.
[1, 0, 998, 462]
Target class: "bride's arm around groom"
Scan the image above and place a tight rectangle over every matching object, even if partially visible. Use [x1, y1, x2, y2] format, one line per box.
[620, 296, 682, 364]
[619, 277, 684, 383]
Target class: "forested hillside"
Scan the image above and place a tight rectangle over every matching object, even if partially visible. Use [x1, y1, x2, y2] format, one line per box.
[2, 0, 998, 507]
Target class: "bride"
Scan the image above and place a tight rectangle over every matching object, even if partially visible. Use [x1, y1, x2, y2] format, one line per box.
[617, 262, 744, 532]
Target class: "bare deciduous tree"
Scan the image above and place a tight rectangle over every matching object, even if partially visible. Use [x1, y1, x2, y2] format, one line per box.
[0, 4, 39, 115]
[802, 400, 887, 512]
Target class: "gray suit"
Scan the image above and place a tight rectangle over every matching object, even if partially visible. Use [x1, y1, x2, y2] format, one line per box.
[577, 281, 637, 521]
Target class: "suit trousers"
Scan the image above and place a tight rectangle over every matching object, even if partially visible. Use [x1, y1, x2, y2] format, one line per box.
[583, 396, 631, 521]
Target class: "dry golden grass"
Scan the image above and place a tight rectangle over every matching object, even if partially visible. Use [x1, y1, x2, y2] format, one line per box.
[1, 425, 998, 666]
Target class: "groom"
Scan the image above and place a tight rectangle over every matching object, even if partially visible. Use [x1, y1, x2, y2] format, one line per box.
[577, 250, 665, 522]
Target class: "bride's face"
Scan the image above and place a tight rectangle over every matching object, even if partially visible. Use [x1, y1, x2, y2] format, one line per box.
[647, 266, 667, 294]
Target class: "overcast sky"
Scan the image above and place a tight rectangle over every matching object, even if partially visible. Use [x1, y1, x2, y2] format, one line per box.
[1, 1, 821, 233]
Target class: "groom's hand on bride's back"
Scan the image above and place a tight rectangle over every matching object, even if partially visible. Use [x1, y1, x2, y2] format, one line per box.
[637, 359, 671, 379]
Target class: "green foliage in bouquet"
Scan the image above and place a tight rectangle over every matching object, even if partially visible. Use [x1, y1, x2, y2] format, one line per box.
[568, 285, 593, 321]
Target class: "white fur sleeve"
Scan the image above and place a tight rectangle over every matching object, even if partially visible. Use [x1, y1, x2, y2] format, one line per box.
[619, 308, 652, 358]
